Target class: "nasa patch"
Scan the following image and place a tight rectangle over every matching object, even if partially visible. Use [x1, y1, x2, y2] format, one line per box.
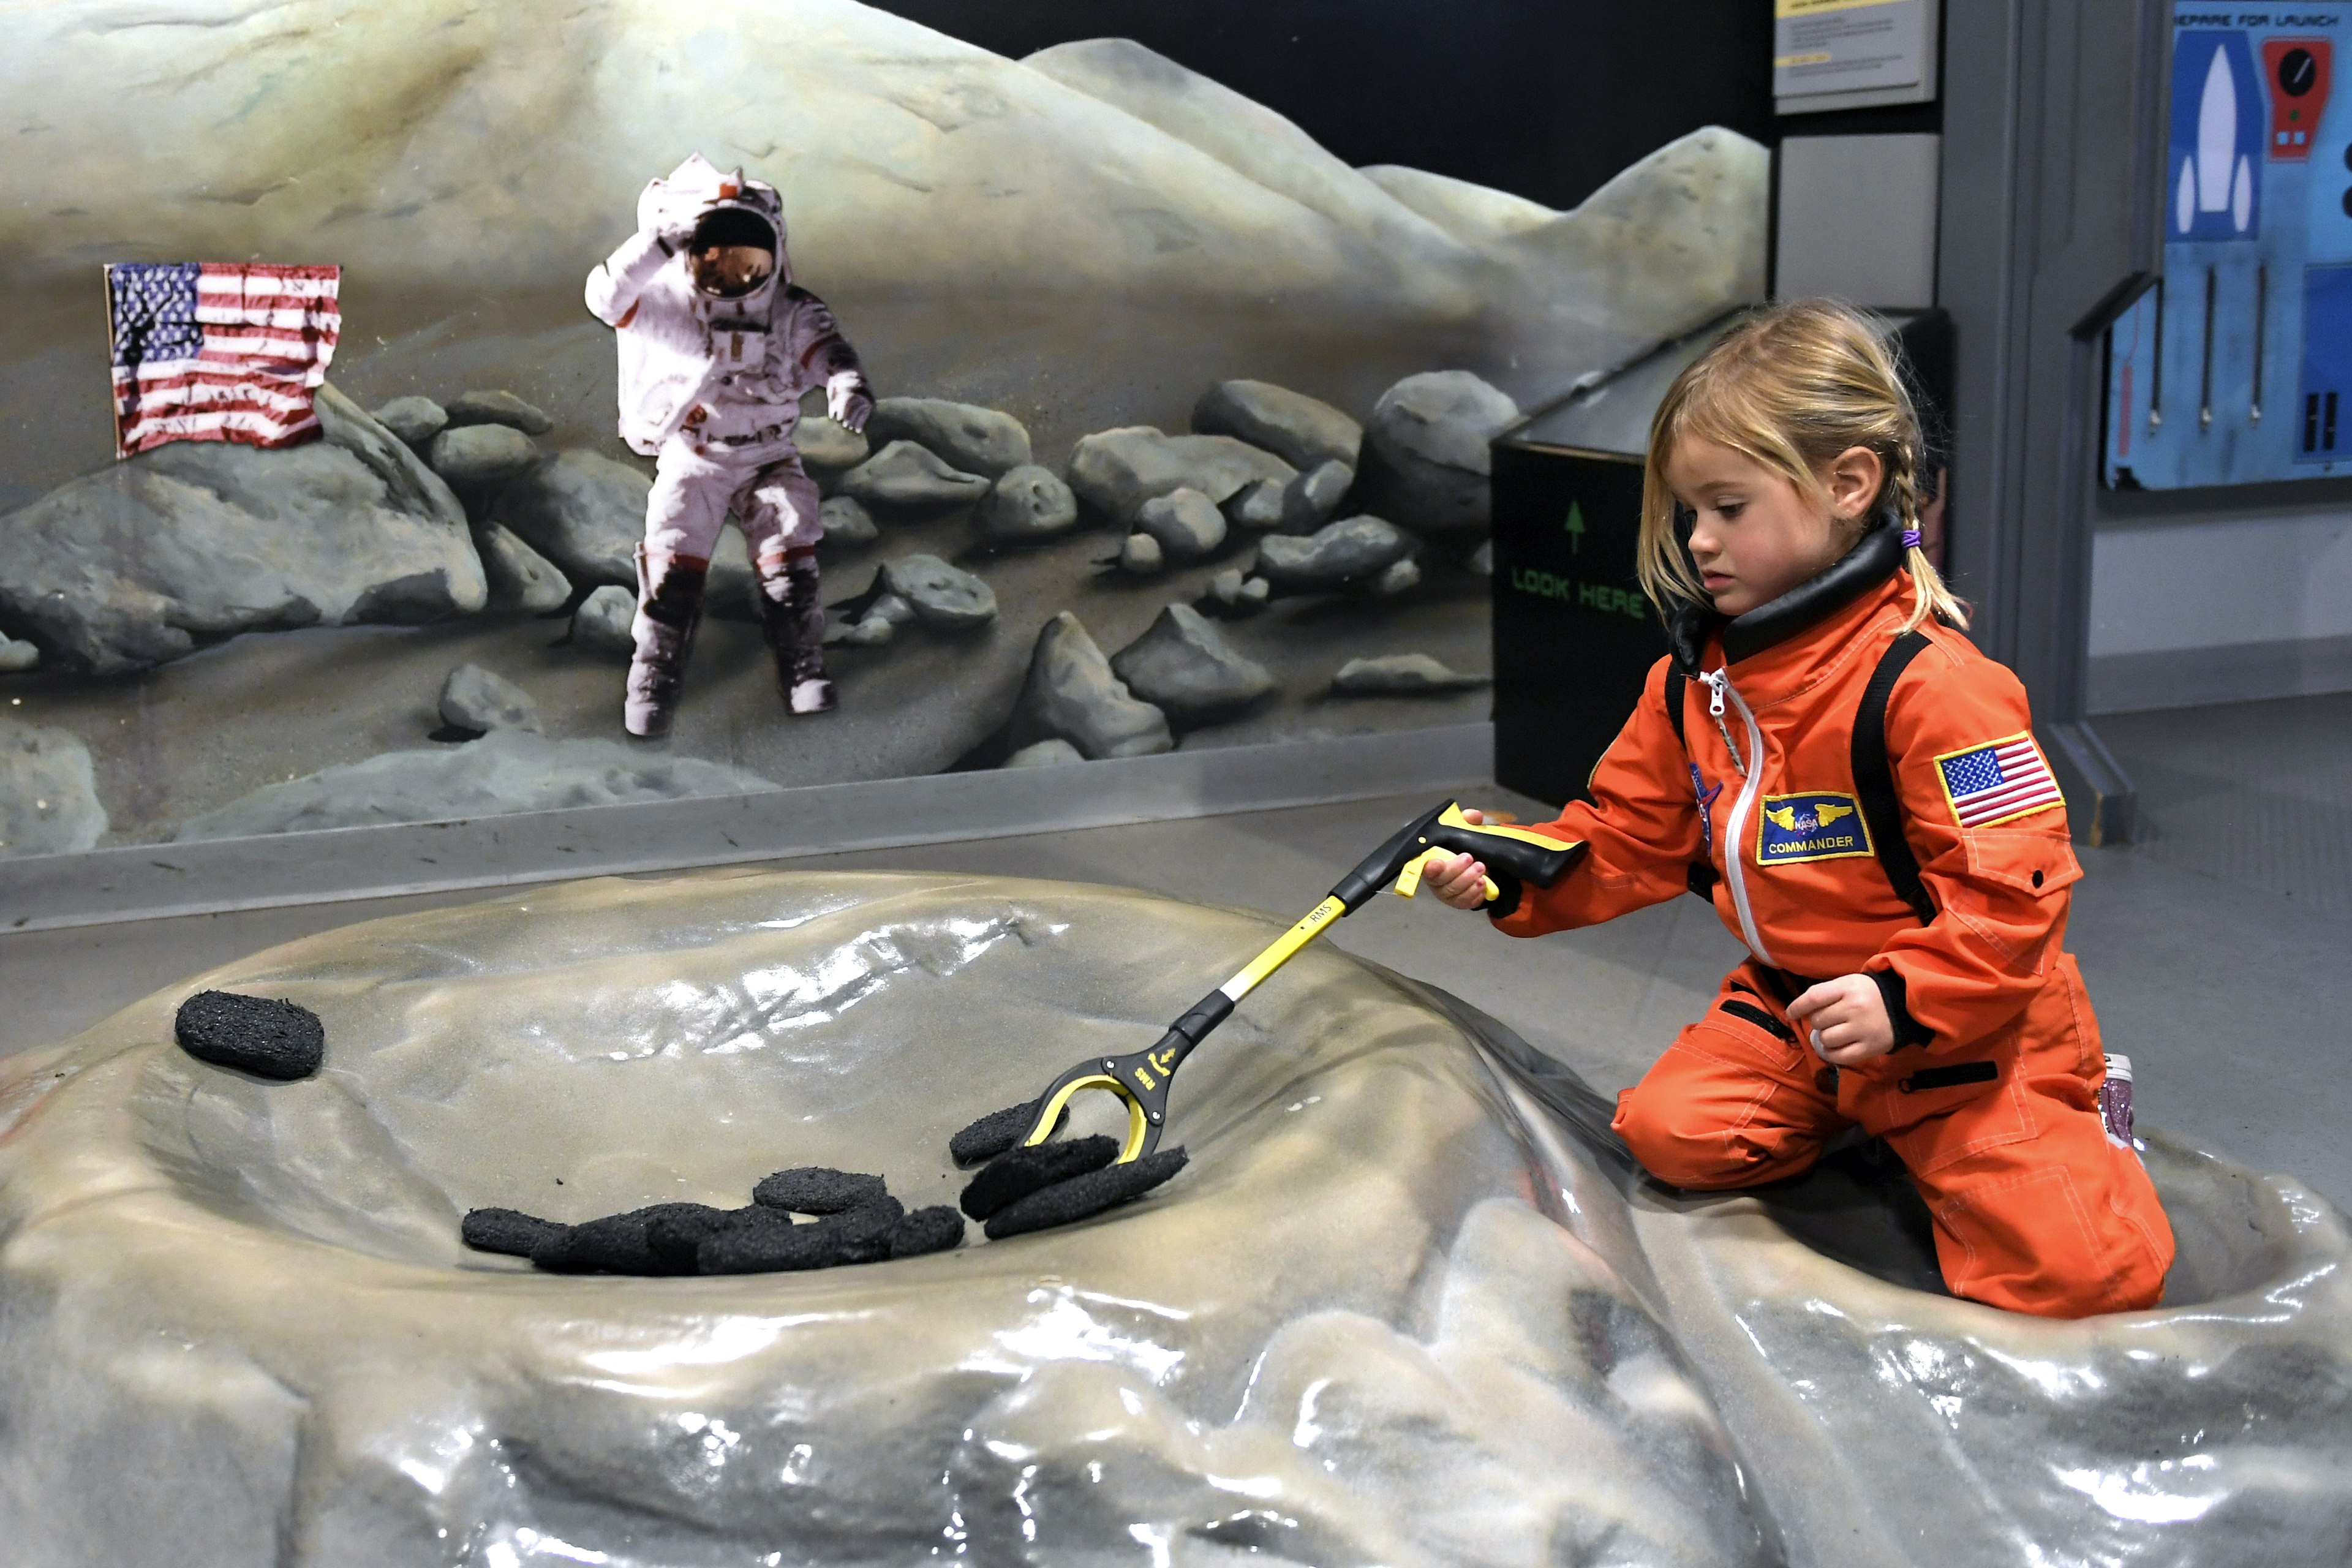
[1755, 791, 1874, 865]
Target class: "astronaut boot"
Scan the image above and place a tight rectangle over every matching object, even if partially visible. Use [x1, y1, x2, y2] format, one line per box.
[758, 553, 834, 715]
[624, 552, 709, 738]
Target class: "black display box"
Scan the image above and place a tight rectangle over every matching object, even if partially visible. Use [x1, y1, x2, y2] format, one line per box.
[1491, 308, 1953, 807]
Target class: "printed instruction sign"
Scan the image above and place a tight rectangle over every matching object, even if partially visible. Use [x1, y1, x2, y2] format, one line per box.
[1774, 0, 1929, 99]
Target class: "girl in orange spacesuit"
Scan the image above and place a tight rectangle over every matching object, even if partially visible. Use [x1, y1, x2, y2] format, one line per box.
[1423, 301, 2173, 1317]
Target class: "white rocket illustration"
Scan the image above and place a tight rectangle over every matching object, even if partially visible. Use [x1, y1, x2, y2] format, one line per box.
[2178, 43, 2254, 234]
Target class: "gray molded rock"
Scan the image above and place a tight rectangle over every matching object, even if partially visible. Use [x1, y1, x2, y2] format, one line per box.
[0, 385, 487, 674]
[491, 450, 649, 587]
[865, 593, 918, 629]
[427, 424, 540, 489]
[1066, 427, 1297, 523]
[865, 399, 1032, 479]
[442, 390, 555, 436]
[371, 396, 448, 447]
[0, 636, 36, 673]
[437, 663, 541, 734]
[1133, 487, 1226, 560]
[1006, 612, 1172, 760]
[570, 585, 636, 657]
[1254, 515, 1414, 590]
[172, 733, 777, 839]
[1191, 379, 1363, 472]
[1279, 459, 1355, 533]
[1223, 478, 1286, 531]
[1119, 532, 1164, 575]
[1374, 556, 1422, 597]
[1108, 604, 1275, 721]
[878, 554, 997, 631]
[473, 523, 570, 612]
[795, 414, 870, 481]
[845, 616, 895, 647]
[819, 494, 878, 548]
[974, 466, 1079, 544]
[1331, 653, 1490, 693]
[0, 718, 106, 856]
[1003, 738, 1085, 767]
[1356, 371, 1520, 539]
[1205, 568, 1270, 614]
[837, 442, 990, 510]
[1468, 540, 1494, 576]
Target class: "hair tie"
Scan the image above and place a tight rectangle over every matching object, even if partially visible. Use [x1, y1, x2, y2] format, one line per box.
[1901, 527, 1923, 550]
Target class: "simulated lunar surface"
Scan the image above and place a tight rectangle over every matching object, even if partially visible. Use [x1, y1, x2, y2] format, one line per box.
[4, 872, 2345, 1567]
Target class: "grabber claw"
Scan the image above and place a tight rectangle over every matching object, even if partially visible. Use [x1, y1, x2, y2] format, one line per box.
[1009, 798, 1588, 1164]
[1018, 1028, 1189, 1164]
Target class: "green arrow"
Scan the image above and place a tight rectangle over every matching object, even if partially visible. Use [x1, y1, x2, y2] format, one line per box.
[1564, 501, 1586, 554]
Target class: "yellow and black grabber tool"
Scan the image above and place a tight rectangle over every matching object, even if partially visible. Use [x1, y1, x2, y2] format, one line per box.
[1017, 800, 1586, 1164]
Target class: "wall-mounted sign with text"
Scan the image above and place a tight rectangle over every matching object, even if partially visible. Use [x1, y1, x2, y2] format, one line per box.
[1773, 0, 1940, 114]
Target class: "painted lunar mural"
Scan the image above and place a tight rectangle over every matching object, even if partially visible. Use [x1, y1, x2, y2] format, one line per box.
[0, 0, 1767, 852]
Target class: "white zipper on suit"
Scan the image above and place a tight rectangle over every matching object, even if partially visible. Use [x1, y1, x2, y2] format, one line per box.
[1697, 668, 1779, 967]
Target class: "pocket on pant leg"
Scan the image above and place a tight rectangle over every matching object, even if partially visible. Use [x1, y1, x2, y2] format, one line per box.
[1694, 998, 1805, 1066]
[1868, 1040, 2034, 1176]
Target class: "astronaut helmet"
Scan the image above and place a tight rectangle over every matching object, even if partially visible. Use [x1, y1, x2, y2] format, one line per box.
[638, 154, 791, 298]
[688, 206, 780, 299]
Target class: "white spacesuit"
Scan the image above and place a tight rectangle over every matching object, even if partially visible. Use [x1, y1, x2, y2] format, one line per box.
[584, 154, 873, 736]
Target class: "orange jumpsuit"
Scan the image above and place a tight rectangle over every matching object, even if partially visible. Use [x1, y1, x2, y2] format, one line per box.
[1494, 552, 2174, 1317]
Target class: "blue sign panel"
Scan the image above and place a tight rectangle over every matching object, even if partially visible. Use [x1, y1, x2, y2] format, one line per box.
[2106, 6, 2352, 489]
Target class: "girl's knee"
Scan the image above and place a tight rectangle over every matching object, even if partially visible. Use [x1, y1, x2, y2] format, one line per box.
[1928, 1159, 2175, 1317]
[1613, 1085, 1804, 1191]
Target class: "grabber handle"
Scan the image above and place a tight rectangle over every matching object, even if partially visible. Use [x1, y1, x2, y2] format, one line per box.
[1330, 800, 1588, 908]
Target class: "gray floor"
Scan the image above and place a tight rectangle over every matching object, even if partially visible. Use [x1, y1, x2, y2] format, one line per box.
[4, 697, 2346, 1209]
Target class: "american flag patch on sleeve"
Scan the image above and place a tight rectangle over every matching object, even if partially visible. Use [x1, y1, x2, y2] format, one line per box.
[1933, 732, 2065, 827]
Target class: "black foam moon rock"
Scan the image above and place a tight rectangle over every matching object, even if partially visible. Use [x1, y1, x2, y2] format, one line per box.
[645, 1204, 753, 1272]
[948, 1099, 1066, 1167]
[753, 1166, 889, 1216]
[698, 1210, 845, 1275]
[819, 1198, 907, 1264]
[459, 1207, 565, 1259]
[958, 1134, 1119, 1219]
[982, 1147, 1189, 1240]
[172, 990, 325, 1081]
[532, 1203, 716, 1275]
[888, 1205, 966, 1258]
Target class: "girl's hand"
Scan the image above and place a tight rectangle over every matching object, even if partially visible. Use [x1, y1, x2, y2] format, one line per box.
[1424, 808, 1491, 911]
[1785, 974, 1894, 1064]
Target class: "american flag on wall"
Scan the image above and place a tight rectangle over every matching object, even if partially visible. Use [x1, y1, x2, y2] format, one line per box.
[105, 262, 341, 459]
[1934, 733, 2065, 828]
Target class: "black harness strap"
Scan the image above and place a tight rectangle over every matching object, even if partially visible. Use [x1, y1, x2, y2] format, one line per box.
[1664, 669, 1719, 899]
[1851, 631, 1937, 923]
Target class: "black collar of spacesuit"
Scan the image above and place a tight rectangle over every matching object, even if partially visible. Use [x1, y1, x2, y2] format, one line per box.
[1667, 512, 1905, 673]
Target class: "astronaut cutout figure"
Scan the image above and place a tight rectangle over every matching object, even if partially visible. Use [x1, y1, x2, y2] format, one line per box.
[584, 155, 873, 736]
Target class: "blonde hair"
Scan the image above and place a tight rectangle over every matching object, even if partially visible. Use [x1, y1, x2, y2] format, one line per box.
[1636, 299, 1969, 635]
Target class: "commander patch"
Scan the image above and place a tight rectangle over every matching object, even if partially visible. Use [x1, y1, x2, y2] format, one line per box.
[1755, 791, 1873, 865]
